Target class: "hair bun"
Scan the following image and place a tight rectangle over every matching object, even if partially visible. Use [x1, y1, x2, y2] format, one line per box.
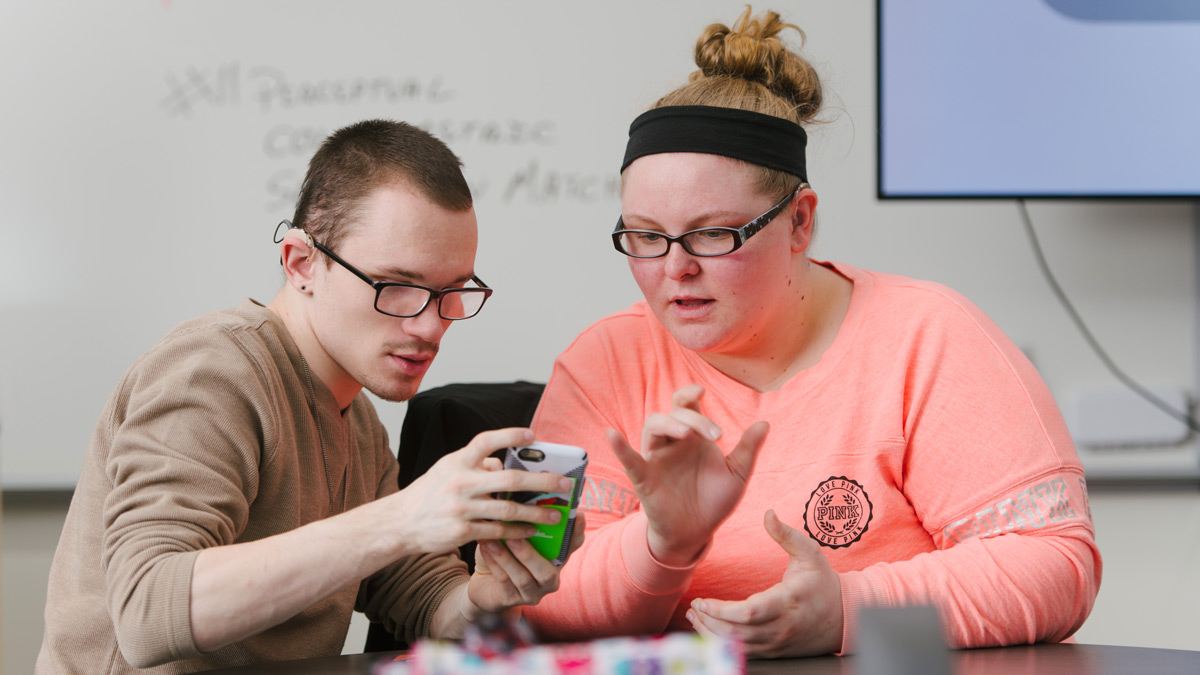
[691, 8, 822, 122]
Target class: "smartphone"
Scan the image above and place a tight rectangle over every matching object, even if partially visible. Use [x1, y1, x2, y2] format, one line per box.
[503, 441, 588, 566]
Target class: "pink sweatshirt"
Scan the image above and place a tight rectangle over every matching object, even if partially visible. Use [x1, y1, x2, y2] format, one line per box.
[526, 261, 1100, 653]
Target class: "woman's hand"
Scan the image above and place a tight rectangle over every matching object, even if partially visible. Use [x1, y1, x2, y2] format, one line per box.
[686, 510, 843, 658]
[607, 384, 769, 566]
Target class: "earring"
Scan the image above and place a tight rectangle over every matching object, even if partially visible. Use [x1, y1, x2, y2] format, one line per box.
[300, 285, 307, 291]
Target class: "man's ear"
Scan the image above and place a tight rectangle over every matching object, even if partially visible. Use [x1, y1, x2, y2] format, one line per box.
[279, 234, 317, 293]
[790, 186, 819, 253]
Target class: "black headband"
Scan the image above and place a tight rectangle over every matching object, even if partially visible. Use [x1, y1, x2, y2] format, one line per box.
[621, 105, 807, 181]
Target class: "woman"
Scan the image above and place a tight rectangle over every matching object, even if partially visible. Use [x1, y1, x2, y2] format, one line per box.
[524, 8, 1100, 658]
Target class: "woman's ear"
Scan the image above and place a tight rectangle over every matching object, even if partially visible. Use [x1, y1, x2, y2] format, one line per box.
[790, 186, 818, 253]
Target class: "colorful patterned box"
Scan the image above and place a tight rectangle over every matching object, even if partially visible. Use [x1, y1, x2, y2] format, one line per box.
[372, 632, 745, 675]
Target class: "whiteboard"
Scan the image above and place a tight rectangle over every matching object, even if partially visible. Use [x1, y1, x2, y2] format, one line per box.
[3, 2, 1196, 488]
[0, 1, 866, 488]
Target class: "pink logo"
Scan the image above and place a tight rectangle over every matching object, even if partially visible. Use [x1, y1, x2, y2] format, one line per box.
[804, 476, 873, 549]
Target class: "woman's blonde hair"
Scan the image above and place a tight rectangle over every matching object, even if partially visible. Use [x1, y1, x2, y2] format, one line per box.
[651, 7, 821, 196]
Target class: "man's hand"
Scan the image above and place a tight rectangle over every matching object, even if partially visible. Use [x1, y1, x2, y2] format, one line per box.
[388, 428, 571, 556]
[434, 513, 586, 638]
[191, 427, 573, 653]
[607, 385, 769, 565]
[685, 510, 843, 658]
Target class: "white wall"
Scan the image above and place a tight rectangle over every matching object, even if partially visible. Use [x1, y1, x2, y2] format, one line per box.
[2, 2, 1195, 487]
[1077, 490, 1200, 649]
[4, 1, 1198, 672]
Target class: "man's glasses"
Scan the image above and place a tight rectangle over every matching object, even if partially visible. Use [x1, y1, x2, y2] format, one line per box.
[273, 221, 493, 320]
[612, 185, 803, 258]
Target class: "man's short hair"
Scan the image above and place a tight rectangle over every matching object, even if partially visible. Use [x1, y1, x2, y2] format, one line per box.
[292, 119, 472, 257]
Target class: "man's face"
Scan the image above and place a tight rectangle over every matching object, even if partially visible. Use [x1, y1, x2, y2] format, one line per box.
[308, 182, 478, 403]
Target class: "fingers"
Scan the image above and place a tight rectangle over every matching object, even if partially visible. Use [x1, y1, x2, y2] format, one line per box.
[469, 521, 541, 542]
[458, 427, 535, 465]
[645, 409, 722, 444]
[477, 539, 559, 599]
[473, 539, 495, 573]
[566, 512, 586, 555]
[480, 467, 572, 498]
[607, 428, 647, 485]
[468, 496, 565, 527]
[671, 384, 706, 412]
[655, 385, 722, 442]
[504, 538, 560, 587]
[687, 599, 778, 647]
[690, 592, 782, 627]
[688, 611, 755, 646]
[688, 609, 723, 641]
[475, 541, 516, 592]
[726, 421, 770, 482]
[764, 509, 819, 561]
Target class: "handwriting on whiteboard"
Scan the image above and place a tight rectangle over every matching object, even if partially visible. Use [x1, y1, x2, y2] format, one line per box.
[160, 63, 452, 116]
[159, 63, 619, 210]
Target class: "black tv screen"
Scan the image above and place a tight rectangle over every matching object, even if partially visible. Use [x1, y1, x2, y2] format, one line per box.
[877, 0, 1200, 199]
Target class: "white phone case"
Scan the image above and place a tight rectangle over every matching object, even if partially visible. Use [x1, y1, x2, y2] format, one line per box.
[504, 441, 588, 566]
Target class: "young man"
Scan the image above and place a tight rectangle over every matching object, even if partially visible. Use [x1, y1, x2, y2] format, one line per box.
[36, 120, 576, 673]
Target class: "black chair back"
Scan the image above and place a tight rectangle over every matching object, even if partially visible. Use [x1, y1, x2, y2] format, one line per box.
[363, 381, 546, 652]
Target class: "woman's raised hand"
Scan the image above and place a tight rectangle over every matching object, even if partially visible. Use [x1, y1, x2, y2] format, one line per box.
[607, 384, 769, 566]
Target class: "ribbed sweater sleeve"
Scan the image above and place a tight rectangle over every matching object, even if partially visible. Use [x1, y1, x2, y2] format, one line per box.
[100, 322, 278, 666]
[357, 451, 472, 643]
[838, 523, 1099, 652]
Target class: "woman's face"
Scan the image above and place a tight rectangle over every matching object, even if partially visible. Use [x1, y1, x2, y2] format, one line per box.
[620, 152, 808, 357]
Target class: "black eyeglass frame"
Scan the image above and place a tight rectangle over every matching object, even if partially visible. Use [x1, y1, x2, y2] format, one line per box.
[611, 185, 805, 259]
[273, 220, 493, 320]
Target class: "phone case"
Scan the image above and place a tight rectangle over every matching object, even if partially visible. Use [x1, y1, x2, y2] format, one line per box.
[504, 441, 588, 566]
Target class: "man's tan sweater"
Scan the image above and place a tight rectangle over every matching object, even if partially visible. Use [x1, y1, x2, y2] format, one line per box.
[37, 300, 467, 673]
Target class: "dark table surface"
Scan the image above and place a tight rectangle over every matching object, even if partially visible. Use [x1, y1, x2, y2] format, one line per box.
[201, 642, 1200, 674]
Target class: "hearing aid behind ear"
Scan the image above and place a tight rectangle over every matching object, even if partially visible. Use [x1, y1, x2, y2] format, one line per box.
[283, 228, 313, 248]
[272, 219, 314, 248]
[272, 219, 316, 268]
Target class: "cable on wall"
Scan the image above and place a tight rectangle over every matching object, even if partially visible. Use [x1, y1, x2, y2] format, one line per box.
[1017, 198, 1200, 434]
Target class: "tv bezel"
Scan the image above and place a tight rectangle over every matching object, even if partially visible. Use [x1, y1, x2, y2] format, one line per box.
[875, 0, 1200, 201]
